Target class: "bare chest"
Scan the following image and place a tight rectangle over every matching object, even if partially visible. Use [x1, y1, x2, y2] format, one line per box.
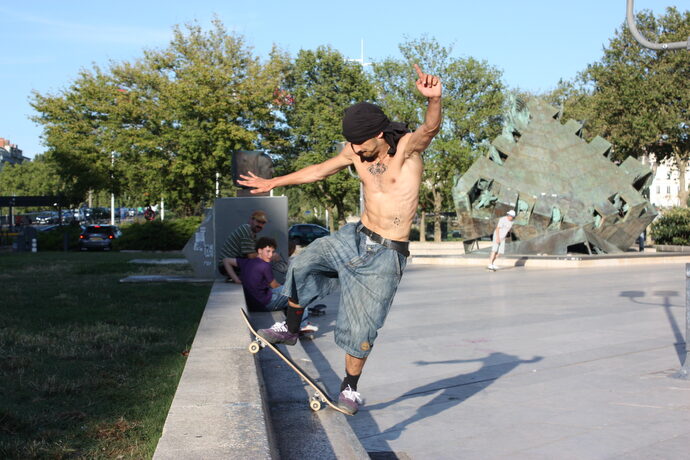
[354, 156, 423, 196]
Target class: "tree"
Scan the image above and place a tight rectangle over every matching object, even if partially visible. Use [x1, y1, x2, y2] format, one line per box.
[370, 36, 504, 240]
[0, 154, 63, 197]
[583, 7, 690, 206]
[541, 79, 597, 139]
[31, 19, 289, 216]
[31, 67, 120, 205]
[279, 46, 375, 229]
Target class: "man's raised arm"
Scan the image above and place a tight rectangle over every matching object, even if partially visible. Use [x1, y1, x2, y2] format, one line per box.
[238, 151, 354, 194]
[406, 64, 442, 156]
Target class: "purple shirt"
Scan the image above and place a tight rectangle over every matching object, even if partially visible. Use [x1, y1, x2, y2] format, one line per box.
[237, 258, 273, 311]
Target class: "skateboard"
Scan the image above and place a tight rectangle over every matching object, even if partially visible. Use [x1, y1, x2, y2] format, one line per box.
[240, 309, 351, 415]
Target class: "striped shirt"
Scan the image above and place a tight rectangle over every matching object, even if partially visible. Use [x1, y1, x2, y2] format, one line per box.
[219, 224, 256, 260]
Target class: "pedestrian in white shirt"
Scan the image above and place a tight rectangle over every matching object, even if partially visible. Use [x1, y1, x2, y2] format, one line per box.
[488, 210, 516, 270]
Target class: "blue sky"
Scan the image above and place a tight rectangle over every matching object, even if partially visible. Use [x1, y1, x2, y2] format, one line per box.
[0, 1, 684, 159]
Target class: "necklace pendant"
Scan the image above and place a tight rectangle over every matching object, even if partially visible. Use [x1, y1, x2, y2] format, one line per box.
[368, 163, 387, 176]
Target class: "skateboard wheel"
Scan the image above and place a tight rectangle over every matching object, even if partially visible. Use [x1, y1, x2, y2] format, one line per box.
[248, 342, 261, 354]
[309, 399, 322, 411]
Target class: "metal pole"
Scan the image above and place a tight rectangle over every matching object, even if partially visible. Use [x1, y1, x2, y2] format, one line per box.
[673, 263, 690, 379]
[626, 0, 689, 51]
[111, 152, 115, 225]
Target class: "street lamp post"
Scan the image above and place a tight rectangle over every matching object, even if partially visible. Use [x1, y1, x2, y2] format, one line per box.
[110, 151, 115, 225]
[626, 0, 689, 51]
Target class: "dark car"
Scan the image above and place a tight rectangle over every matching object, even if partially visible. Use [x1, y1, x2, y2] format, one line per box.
[78, 225, 121, 251]
[288, 224, 330, 246]
[35, 211, 60, 224]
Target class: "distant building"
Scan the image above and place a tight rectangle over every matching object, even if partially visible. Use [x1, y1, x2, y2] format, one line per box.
[0, 138, 29, 169]
[643, 154, 690, 208]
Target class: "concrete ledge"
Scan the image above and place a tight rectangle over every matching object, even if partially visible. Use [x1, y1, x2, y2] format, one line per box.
[154, 282, 276, 459]
[656, 244, 690, 253]
[154, 280, 370, 459]
[128, 258, 189, 264]
[409, 241, 466, 249]
[409, 251, 690, 268]
[119, 275, 214, 283]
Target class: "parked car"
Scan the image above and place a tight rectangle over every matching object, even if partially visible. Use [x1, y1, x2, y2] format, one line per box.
[78, 224, 121, 251]
[60, 210, 76, 223]
[288, 223, 330, 246]
[91, 207, 109, 221]
[34, 211, 59, 224]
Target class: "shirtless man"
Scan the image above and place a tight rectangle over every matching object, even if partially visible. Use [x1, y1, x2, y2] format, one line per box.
[238, 64, 441, 414]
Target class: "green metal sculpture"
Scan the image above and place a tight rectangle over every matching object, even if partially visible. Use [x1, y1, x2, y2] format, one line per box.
[453, 97, 657, 255]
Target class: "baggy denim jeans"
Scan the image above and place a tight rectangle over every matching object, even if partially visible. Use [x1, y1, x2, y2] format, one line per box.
[282, 222, 407, 358]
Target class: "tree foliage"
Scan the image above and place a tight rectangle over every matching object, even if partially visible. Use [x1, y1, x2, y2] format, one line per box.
[279, 46, 375, 228]
[31, 20, 289, 215]
[30, 68, 117, 205]
[541, 79, 597, 140]
[650, 207, 690, 245]
[24, 14, 689, 225]
[583, 7, 690, 205]
[0, 154, 64, 197]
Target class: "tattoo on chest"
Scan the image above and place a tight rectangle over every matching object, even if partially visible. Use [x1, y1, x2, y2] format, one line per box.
[393, 217, 401, 226]
[368, 163, 387, 176]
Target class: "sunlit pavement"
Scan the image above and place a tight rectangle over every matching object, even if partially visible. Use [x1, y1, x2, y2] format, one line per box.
[301, 262, 690, 459]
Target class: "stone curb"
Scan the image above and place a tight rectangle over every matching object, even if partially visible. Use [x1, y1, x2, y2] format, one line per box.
[153, 282, 276, 459]
[153, 281, 369, 459]
[119, 275, 214, 283]
[409, 251, 690, 268]
[656, 244, 690, 253]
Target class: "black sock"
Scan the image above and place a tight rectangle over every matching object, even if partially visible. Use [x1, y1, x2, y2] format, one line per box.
[340, 371, 361, 392]
[285, 306, 304, 333]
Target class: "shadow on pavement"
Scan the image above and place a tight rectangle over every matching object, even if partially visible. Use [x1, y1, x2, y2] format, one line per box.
[362, 352, 542, 441]
[619, 289, 685, 364]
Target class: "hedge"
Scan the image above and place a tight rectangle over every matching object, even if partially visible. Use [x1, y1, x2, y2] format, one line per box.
[113, 217, 202, 251]
[36, 223, 83, 251]
[650, 207, 690, 246]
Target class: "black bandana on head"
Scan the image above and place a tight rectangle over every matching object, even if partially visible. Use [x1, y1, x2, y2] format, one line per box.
[342, 102, 409, 155]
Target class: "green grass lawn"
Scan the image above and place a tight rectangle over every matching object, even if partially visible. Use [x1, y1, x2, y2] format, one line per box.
[0, 251, 211, 459]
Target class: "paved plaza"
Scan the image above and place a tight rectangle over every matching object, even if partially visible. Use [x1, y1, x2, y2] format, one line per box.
[273, 262, 690, 459]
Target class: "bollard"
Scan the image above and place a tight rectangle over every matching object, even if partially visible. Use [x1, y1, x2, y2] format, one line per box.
[673, 264, 690, 379]
[31, 238, 37, 252]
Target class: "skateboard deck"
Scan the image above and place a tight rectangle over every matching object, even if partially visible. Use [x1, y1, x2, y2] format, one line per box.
[240, 309, 351, 415]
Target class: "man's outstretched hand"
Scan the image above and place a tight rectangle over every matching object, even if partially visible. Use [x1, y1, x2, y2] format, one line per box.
[237, 171, 273, 194]
[414, 64, 441, 99]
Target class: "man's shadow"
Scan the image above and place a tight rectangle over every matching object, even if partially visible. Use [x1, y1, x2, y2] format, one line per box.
[363, 352, 542, 441]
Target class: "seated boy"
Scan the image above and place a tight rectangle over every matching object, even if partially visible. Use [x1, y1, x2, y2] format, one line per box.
[225, 237, 317, 334]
